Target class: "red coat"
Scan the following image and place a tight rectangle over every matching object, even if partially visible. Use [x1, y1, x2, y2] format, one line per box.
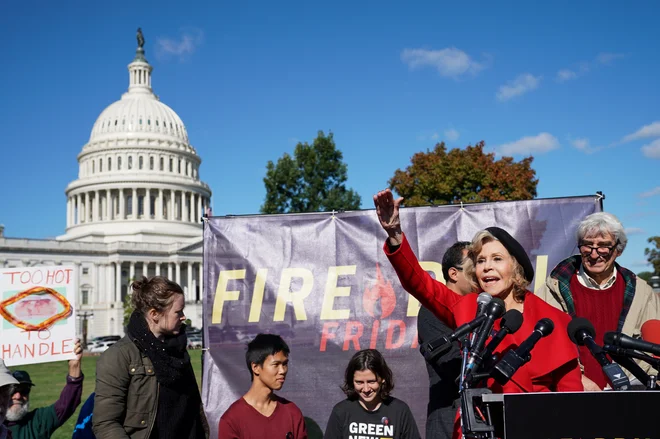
[385, 235, 583, 394]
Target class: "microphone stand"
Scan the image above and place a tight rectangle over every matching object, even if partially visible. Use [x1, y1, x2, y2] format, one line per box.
[603, 344, 660, 390]
[459, 333, 496, 439]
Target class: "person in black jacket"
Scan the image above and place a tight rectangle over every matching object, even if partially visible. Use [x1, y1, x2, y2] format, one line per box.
[417, 241, 472, 439]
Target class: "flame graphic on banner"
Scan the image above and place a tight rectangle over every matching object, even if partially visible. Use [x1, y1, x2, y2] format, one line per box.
[0, 287, 72, 331]
[362, 264, 396, 319]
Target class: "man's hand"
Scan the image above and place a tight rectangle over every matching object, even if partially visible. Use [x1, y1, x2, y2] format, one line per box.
[373, 189, 404, 246]
[68, 339, 83, 378]
[582, 374, 601, 391]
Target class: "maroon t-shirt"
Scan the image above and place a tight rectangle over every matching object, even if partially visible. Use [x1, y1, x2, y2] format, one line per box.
[570, 272, 625, 389]
[218, 396, 307, 439]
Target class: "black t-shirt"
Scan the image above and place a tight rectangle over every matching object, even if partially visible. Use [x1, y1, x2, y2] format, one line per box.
[323, 397, 421, 439]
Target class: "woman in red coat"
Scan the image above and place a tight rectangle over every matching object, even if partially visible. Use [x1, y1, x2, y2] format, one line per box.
[373, 190, 583, 434]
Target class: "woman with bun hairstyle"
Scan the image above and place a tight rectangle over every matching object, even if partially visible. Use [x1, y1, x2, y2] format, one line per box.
[373, 189, 583, 437]
[93, 276, 207, 439]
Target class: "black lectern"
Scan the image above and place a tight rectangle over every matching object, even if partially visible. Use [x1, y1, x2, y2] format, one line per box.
[478, 391, 659, 439]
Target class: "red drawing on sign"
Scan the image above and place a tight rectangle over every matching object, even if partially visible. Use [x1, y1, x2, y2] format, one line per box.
[0, 287, 72, 331]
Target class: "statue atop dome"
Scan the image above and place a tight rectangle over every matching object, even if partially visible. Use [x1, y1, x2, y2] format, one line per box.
[137, 28, 145, 49]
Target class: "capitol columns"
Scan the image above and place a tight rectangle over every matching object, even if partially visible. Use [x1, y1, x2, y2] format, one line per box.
[132, 188, 138, 219]
[115, 261, 122, 303]
[106, 189, 112, 220]
[155, 261, 161, 276]
[129, 261, 135, 285]
[197, 193, 202, 221]
[84, 192, 90, 222]
[167, 261, 173, 280]
[157, 188, 163, 220]
[175, 261, 181, 286]
[94, 190, 100, 222]
[119, 189, 125, 220]
[187, 262, 193, 302]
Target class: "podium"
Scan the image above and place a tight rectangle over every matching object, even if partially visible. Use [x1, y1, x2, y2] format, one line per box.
[475, 391, 659, 439]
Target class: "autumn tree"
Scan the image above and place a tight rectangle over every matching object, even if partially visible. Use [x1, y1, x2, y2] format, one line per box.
[645, 236, 660, 274]
[261, 131, 361, 214]
[388, 141, 538, 206]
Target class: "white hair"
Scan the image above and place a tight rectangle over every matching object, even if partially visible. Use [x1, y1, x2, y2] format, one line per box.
[577, 212, 627, 253]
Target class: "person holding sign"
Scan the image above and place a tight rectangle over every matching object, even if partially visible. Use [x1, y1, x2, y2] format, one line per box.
[4, 339, 84, 439]
[0, 360, 20, 439]
[373, 189, 582, 437]
[93, 276, 208, 439]
[324, 349, 421, 439]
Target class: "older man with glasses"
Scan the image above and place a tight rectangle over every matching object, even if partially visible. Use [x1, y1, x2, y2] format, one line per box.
[1, 359, 20, 439]
[537, 212, 660, 390]
[3, 339, 84, 439]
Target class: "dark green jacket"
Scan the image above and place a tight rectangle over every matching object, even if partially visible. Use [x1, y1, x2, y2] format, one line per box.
[92, 336, 208, 439]
[6, 374, 83, 439]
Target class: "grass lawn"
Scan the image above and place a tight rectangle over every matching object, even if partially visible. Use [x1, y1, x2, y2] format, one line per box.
[10, 350, 204, 439]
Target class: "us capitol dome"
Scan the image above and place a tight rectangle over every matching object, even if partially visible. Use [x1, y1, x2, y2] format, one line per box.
[59, 30, 211, 243]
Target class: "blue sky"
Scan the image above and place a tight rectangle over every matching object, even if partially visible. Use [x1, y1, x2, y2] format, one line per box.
[0, 0, 658, 272]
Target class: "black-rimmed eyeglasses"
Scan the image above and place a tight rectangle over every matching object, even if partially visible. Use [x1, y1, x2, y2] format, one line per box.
[578, 240, 619, 257]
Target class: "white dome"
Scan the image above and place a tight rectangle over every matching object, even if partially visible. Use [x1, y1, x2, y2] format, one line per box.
[90, 94, 189, 143]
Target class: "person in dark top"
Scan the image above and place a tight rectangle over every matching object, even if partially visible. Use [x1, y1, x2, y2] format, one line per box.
[324, 349, 420, 439]
[218, 334, 307, 439]
[417, 241, 472, 439]
[5, 339, 84, 439]
[72, 392, 96, 439]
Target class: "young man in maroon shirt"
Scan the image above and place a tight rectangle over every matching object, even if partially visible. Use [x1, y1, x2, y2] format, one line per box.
[218, 334, 307, 439]
[537, 212, 660, 390]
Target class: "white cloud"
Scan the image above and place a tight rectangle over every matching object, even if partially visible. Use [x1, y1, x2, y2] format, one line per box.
[430, 132, 440, 141]
[642, 138, 660, 159]
[624, 227, 645, 236]
[156, 28, 204, 61]
[597, 52, 625, 65]
[556, 69, 578, 82]
[401, 47, 485, 78]
[498, 132, 559, 156]
[639, 186, 660, 198]
[444, 128, 460, 141]
[623, 121, 660, 142]
[569, 137, 603, 154]
[496, 74, 541, 101]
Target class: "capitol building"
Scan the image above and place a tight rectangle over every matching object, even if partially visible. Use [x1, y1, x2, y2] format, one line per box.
[0, 33, 212, 339]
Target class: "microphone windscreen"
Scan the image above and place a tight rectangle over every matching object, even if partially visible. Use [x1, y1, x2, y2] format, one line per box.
[641, 319, 660, 344]
[476, 292, 492, 307]
[501, 309, 523, 333]
[567, 317, 594, 345]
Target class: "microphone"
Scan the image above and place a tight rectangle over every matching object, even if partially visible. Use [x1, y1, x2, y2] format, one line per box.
[491, 318, 554, 385]
[641, 320, 660, 355]
[604, 331, 660, 357]
[420, 311, 494, 362]
[420, 293, 495, 362]
[465, 298, 506, 368]
[478, 309, 524, 370]
[475, 292, 493, 317]
[569, 318, 631, 391]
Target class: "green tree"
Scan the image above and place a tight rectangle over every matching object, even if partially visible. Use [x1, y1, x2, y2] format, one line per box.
[388, 141, 538, 206]
[645, 236, 660, 274]
[261, 131, 362, 214]
[637, 271, 653, 282]
[123, 291, 134, 329]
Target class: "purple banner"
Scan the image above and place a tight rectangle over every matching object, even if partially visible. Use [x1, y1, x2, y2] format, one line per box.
[202, 196, 601, 438]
